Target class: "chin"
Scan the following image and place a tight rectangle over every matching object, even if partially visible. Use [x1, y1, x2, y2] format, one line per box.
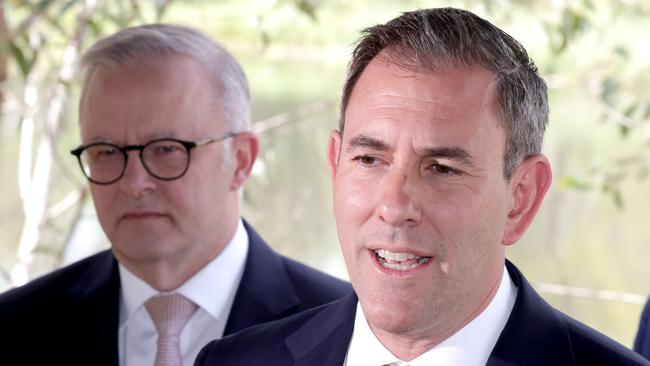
[366, 309, 422, 335]
[361, 294, 423, 331]
[113, 237, 177, 261]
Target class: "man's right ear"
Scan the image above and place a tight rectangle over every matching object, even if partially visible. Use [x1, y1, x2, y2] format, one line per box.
[327, 130, 342, 177]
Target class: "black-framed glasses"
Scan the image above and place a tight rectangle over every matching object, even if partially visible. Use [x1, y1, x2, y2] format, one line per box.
[70, 133, 236, 185]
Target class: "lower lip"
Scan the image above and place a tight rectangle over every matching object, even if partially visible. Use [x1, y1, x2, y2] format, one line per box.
[368, 249, 432, 277]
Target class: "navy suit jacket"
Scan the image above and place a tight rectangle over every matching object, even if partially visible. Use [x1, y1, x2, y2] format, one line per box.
[196, 260, 649, 366]
[0, 221, 351, 365]
[635, 296, 650, 360]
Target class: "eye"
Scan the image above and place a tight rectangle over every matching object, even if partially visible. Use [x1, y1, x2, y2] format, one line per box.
[352, 155, 381, 167]
[151, 142, 184, 156]
[97, 147, 117, 156]
[429, 163, 462, 177]
[90, 145, 119, 160]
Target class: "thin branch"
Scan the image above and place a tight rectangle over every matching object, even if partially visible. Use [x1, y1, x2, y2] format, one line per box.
[253, 99, 336, 134]
[535, 282, 646, 305]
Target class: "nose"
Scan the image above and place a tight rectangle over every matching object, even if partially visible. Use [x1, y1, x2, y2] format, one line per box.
[376, 171, 422, 227]
[118, 152, 156, 197]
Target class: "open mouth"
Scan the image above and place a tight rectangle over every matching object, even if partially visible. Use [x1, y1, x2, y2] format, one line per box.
[373, 249, 431, 271]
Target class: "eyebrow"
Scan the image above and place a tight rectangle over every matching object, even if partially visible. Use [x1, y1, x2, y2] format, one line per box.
[346, 135, 391, 152]
[418, 146, 475, 167]
[346, 134, 474, 167]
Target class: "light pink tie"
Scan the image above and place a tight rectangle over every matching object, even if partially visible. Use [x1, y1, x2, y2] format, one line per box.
[145, 294, 198, 366]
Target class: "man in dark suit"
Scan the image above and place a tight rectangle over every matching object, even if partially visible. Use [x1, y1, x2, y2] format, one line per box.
[0, 24, 350, 366]
[635, 297, 650, 360]
[195, 8, 649, 365]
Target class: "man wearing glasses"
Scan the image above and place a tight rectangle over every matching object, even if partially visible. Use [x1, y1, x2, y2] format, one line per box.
[0, 24, 350, 366]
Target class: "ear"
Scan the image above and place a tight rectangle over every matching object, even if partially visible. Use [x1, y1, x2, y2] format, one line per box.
[502, 154, 552, 245]
[327, 129, 342, 177]
[229, 131, 259, 190]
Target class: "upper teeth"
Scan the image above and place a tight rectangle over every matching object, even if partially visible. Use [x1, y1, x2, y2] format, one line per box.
[376, 249, 418, 261]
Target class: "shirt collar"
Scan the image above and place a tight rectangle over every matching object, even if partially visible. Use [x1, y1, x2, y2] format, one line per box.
[118, 218, 249, 326]
[345, 264, 517, 366]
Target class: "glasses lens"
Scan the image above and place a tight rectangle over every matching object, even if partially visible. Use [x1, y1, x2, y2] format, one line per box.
[80, 144, 125, 183]
[142, 140, 190, 179]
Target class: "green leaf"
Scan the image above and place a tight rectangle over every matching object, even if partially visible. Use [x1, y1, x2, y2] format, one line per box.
[35, 0, 57, 13]
[295, 0, 318, 22]
[610, 188, 624, 209]
[619, 123, 630, 137]
[9, 40, 33, 78]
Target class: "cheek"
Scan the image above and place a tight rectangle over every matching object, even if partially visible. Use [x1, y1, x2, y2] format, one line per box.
[333, 176, 375, 223]
[89, 186, 114, 216]
[165, 180, 208, 218]
[429, 191, 507, 262]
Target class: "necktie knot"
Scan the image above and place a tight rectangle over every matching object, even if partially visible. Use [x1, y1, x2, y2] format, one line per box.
[145, 293, 198, 366]
[146, 293, 198, 336]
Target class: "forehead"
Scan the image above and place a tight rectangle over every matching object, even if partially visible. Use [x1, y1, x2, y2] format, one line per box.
[79, 55, 219, 141]
[343, 56, 504, 151]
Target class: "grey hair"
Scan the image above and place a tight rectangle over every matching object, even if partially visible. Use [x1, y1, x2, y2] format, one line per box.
[341, 8, 548, 180]
[79, 23, 251, 131]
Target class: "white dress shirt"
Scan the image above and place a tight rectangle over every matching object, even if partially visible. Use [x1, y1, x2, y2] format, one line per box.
[344, 265, 516, 366]
[117, 219, 249, 366]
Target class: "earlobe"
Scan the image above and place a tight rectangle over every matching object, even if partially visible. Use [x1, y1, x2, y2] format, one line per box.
[327, 130, 342, 177]
[502, 154, 552, 245]
[230, 132, 259, 190]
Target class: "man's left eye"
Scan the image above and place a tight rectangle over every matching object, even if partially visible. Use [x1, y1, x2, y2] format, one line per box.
[431, 164, 461, 176]
[152, 144, 182, 155]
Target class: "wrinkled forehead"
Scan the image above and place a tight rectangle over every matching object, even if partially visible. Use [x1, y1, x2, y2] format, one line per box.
[346, 50, 503, 125]
[346, 55, 500, 122]
[341, 55, 506, 157]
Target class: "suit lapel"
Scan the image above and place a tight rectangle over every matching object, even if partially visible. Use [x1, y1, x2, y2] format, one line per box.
[285, 292, 357, 365]
[68, 250, 121, 366]
[224, 221, 301, 335]
[488, 261, 574, 366]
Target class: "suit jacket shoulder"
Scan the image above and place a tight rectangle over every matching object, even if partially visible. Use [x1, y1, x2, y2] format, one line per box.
[634, 296, 650, 360]
[196, 292, 357, 366]
[489, 261, 649, 366]
[0, 250, 120, 366]
[224, 221, 352, 334]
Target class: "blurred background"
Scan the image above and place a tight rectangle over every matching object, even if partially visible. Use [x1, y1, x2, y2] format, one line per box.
[1, 0, 649, 347]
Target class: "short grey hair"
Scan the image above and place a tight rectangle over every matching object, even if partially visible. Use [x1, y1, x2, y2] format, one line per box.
[341, 8, 548, 180]
[80, 23, 251, 131]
